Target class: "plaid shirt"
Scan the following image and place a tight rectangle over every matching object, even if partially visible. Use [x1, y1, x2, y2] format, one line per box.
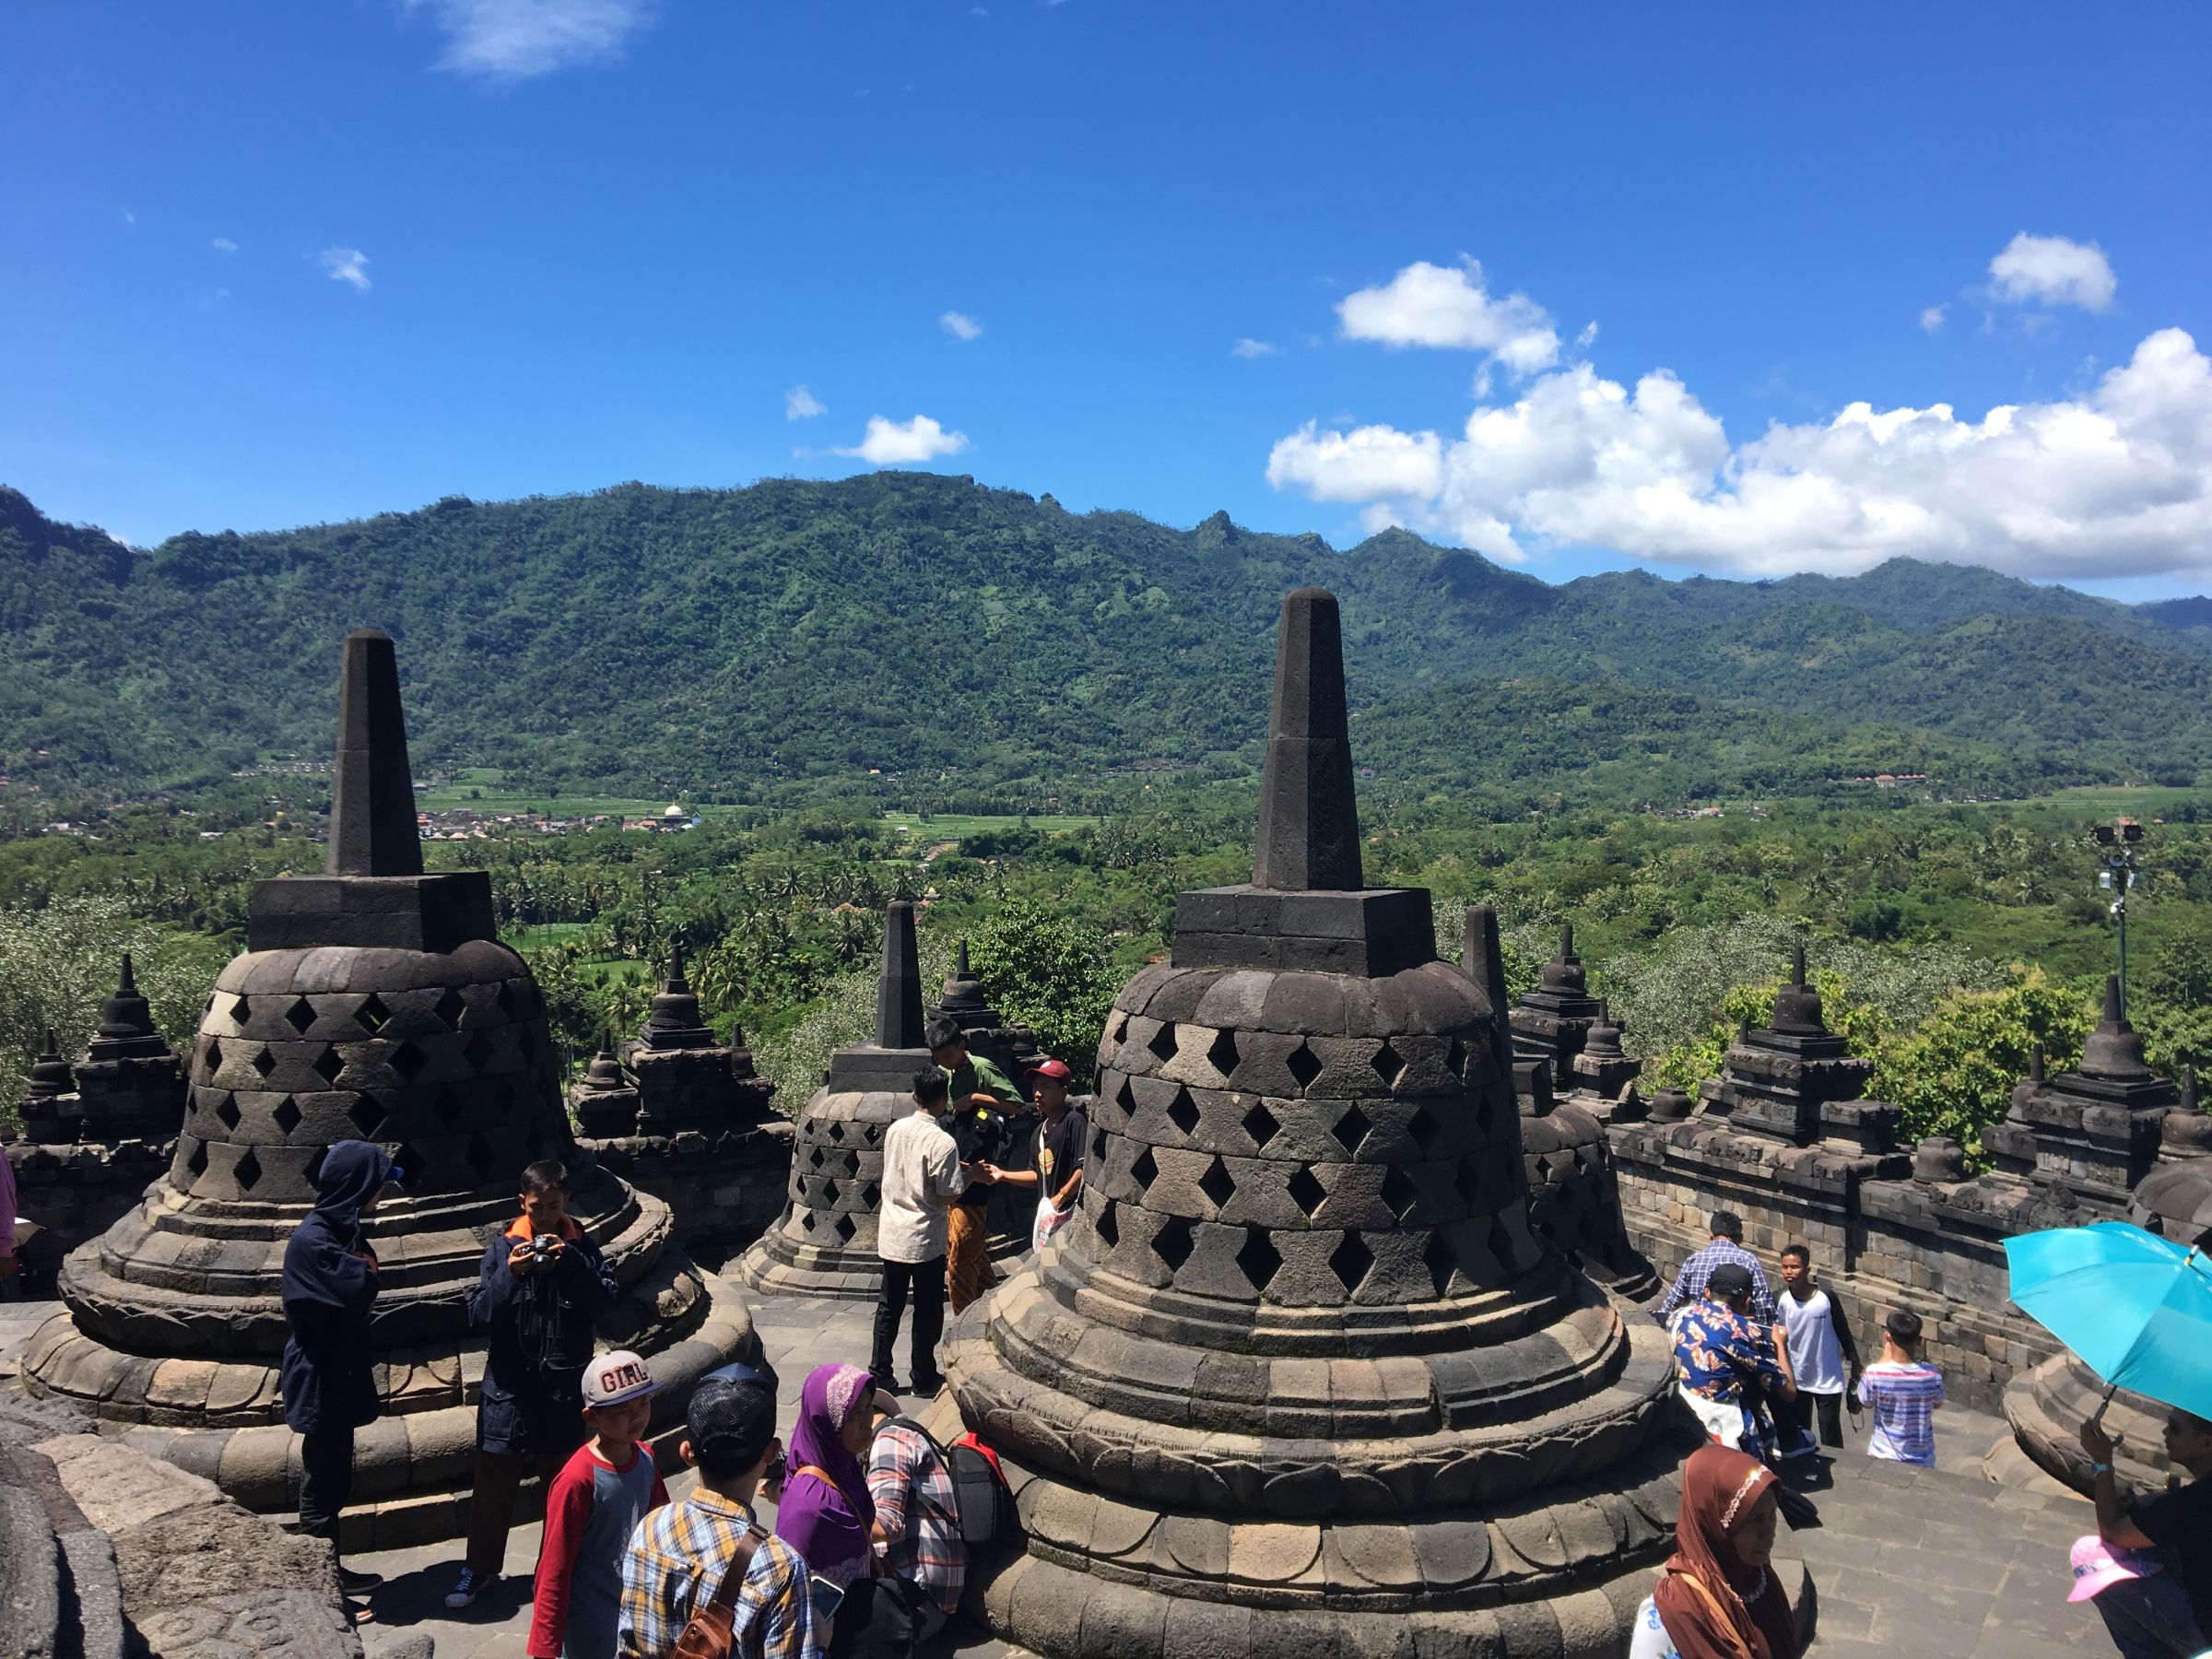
[618, 1488, 818, 1659]
[865, 1422, 966, 1618]
[1656, 1239, 1777, 1326]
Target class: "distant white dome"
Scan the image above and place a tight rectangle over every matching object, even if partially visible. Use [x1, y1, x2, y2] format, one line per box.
[663, 803, 683, 818]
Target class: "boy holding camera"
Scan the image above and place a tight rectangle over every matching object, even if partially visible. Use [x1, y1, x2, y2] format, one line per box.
[450, 1159, 620, 1610]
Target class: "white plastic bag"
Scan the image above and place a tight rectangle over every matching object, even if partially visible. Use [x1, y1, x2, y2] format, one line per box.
[1031, 1195, 1072, 1253]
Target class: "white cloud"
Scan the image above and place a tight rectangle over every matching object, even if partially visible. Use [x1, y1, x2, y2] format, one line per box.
[1265, 421, 1445, 505]
[1336, 259, 1560, 377]
[213, 237, 239, 253]
[410, 0, 648, 79]
[1574, 321, 1599, 351]
[320, 247, 372, 291]
[1231, 337, 1281, 359]
[784, 384, 827, 420]
[1988, 232, 2116, 313]
[939, 311, 982, 342]
[1920, 305, 1947, 334]
[121, 207, 135, 226]
[1268, 326, 2212, 581]
[836, 414, 971, 465]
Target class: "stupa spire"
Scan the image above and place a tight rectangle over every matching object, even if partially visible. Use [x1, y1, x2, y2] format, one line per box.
[326, 628, 423, 877]
[1252, 587, 1362, 892]
[1463, 903, 1515, 1072]
[2079, 972, 2153, 1078]
[95, 952, 158, 1041]
[875, 900, 925, 1050]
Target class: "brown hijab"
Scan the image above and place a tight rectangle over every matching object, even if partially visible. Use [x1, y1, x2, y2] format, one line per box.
[1651, 1444, 1799, 1659]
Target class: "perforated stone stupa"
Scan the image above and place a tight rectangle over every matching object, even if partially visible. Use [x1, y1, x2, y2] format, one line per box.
[18, 629, 754, 1547]
[941, 590, 1729, 1659]
[735, 900, 935, 1298]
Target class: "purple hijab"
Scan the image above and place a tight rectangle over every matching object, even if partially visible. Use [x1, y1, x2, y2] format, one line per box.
[776, 1362, 877, 1587]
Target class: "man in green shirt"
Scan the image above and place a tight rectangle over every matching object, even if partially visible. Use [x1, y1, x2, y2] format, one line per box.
[925, 1014, 1025, 1314]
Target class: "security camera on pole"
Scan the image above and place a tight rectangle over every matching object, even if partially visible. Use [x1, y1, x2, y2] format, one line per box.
[2092, 818, 2146, 1014]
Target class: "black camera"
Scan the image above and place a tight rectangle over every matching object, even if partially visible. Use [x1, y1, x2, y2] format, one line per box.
[524, 1232, 562, 1273]
[952, 1102, 1023, 1168]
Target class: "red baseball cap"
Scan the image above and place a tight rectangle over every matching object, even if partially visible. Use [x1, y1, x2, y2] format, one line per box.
[1025, 1057, 1074, 1081]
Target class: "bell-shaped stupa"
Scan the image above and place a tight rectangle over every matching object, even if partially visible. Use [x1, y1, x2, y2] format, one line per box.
[941, 590, 1739, 1658]
[18, 629, 755, 1548]
[735, 900, 936, 1297]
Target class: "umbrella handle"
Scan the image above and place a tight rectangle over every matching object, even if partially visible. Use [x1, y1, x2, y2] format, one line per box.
[2087, 1382, 2121, 1438]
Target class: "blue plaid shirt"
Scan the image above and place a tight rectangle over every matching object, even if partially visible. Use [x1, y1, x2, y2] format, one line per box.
[618, 1488, 818, 1659]
[1656, 1239, 1777, 1326]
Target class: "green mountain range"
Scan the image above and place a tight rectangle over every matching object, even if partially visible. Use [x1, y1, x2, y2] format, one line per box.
[4, 474, 2208, 808]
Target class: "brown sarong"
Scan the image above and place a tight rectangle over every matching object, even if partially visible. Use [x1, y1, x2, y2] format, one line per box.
[947, 1199, 998, 1314]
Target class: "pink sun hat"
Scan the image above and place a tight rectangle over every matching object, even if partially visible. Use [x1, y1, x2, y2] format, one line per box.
[2068, 1534, 2163, 1603]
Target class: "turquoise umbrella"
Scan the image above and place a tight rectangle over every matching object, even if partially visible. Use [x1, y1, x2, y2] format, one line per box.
[2004, 1220, 2212, 1425]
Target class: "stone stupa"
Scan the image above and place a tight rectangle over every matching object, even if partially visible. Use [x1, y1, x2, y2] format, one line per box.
[735, 900, 936, 1298]
[1510, 924, 1605, 1092]
[18, 629, 755, 1548]
[939, 589, 1759, 1658]
[576, 949, 790, 1253]
[2004, 978, 2193, 1494]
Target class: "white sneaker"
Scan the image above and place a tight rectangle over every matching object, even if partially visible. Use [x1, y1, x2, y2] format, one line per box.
[444, 1568, 496, 1609]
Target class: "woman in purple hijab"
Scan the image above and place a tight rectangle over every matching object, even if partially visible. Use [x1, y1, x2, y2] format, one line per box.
[777, 1361, 881, 1588]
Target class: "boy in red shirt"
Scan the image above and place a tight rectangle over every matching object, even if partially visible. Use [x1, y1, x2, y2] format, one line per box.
[528, 1349, 667, 1659]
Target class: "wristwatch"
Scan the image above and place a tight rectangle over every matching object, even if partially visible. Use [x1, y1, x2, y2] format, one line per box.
[2090, 1462, 2113, 1476]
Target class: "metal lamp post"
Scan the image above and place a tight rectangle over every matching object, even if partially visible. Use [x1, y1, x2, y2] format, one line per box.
[2093, 818, 2146, 1015]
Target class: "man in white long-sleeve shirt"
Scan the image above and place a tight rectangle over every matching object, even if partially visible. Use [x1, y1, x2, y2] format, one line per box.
[869, 1065, 969, 1394]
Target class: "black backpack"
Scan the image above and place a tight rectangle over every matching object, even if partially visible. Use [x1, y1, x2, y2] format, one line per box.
[881, 1416, 1014, 1548]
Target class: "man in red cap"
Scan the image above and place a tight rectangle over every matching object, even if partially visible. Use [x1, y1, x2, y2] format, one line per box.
[983, 1058, 1088, 1250]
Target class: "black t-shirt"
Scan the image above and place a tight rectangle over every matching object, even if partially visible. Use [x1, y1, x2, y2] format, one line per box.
[2135, 1476, 2212, 1634]
[1031, 1105, 1089, 1205]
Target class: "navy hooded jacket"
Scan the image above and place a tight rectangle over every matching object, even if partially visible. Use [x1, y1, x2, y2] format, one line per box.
[279, 1139, 390, 1434]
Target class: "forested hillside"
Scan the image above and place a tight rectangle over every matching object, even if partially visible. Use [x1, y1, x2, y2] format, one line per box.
[5, 475, 2209, 806]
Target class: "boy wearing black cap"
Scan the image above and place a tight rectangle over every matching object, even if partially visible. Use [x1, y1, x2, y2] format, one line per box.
[618, 1381, 817, 1659]
[1670, 1260, 1794, 1462]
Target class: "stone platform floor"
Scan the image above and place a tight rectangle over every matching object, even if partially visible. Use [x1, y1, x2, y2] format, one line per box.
[0, 1287, 2123, 1656]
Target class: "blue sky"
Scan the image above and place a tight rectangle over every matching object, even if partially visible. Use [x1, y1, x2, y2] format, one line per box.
[5, 2, 2208, 595]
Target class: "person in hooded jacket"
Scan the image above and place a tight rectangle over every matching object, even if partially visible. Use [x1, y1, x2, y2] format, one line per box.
[280, 1138, 393, 1604]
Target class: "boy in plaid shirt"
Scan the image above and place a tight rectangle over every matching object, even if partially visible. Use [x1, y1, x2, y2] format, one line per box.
[618, 1380, 818, 1659]
[866, 1414, 966, 1638]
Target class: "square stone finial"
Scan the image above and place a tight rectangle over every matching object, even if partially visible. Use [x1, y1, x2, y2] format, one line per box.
[326, 629, 424, 878]
[1252, 587, 1363, 893]
[875, 900, 925, 1051]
